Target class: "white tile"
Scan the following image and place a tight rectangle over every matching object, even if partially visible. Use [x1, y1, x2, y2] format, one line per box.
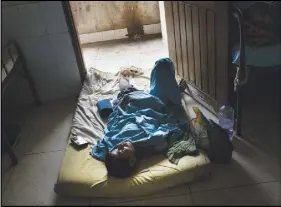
[88, 32, 103, 43]
[17, 36, 56, 84]
[55, 61, 82, 98]
[93, 52, 132, 73]
[2, 1, 39, 7]
[40, 1, 68, 34]
[153, 23, 162, 34]
[192, 181, 281, 206]
[49, 33, 76, 63]
[81, 47, 100, 69]
[101, 30, 115, 41]
[79, 34, 89, 45]
[81, 37, 167, 74]
[17, 3, 47, 37]
[2, 6, 22, 38]
[189, 137, 281, 193]
[17, 36, 54, 65]
[127, 53, 143, 67]
[139, 37, 167, 53]
[110, 194, 193, 206]
[2, 151, 65, 206]
[15, 98, 76, 154]
[140, 50, 170, 72]
[144, 24, 154, 35]
[114, 29, 127, 40]
[25, 63, 59, 102]
[28, 61, 81, 101]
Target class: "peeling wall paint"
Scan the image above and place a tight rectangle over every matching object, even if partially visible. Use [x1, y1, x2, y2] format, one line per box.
[70, 1, 160, 34]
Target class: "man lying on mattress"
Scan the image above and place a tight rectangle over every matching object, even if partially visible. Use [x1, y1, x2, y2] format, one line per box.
[91, 58, 198, 178]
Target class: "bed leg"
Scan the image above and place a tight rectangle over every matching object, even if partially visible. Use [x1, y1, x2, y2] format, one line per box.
[23, 65, 43, 106]
[2, 131, 18, 165]
[236, 85, 242, 137]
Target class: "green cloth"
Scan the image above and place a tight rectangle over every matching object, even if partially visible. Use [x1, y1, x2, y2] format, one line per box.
[165, 106, 211, 165]
[165, 133, 199, 165]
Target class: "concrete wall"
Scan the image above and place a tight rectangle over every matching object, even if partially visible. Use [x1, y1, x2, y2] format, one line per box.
[2, 1, 82, 105]
[70, 1, 160, 34]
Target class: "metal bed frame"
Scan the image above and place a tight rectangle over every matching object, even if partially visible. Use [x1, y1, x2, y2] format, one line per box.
[2, 40, 42, 165]
[230, 2, 280, 137]
[231, 4, 245, 137]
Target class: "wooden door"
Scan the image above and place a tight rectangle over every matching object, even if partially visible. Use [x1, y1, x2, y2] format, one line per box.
[163, 1, 229, 113]
[62, 1, 87, 83]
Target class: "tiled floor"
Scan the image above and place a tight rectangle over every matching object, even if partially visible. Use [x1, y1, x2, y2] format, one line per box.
[1, 95, 281, 206]
[81, 35, 169, 76]
[239, 68, 281, 160]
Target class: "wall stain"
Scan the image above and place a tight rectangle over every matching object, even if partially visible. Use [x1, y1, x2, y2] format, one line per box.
[122, 1, 144, 37]
[86, 4, 91, 12]
[70, 1, 160, 34]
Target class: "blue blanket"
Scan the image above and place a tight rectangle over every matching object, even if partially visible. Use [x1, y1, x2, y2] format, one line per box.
[149, 58, 182, 105]
[91, 58, 187, 161]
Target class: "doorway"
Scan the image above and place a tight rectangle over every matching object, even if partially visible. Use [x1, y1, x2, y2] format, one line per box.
[68, 1, 169, 77]
[64, 1, 229, 114]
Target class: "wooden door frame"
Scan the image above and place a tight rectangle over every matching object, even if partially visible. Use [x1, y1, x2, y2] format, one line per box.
[163, 1, 229, 113]
[61, 1, 86, 83]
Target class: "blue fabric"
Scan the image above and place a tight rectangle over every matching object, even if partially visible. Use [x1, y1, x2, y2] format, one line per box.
[232, 43, 281, 67]
[149, 58, 182, 105]
[97, 99, 113, 118]
[91, 58, 187, 161]
[97, 99, 113, 112]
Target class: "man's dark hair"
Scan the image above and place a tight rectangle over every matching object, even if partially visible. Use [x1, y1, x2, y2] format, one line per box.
[105, 153, 137, 178]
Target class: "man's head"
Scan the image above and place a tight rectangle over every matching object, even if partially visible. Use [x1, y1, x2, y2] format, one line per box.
[105, 141, 137, 178]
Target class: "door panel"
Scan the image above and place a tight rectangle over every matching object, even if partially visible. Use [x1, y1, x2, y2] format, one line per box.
[179, 4, 188, 79]
[164, 1, 229, 113]
[191, 6, 202, 90]
[185, 6, 195, 84]
[206, 10, 216, 99]
[199, 7, 208, 93]
[62, 1, 87, 83]
[172, 2, 184, 77]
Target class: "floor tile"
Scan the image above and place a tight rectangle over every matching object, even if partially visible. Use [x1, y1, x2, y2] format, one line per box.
[17, 3, 47, 37]
[109, 194, 192, 206]
[189, 137, 281, 193]
[1, 154, 16, 193]
[192, 181, 281, 206]
[241, 120, 281, 161]
[266, 122, 281, 155]
[15, 98, 76, 155]
[139, 37, 166, 52]
[2, 104, 36, 128]
[53, 196, 91, 206]
[2, 151, 65, 206]
[81, 37, 168, 74]
[90, 183, 191, 206]
[93, 57, 130, 74]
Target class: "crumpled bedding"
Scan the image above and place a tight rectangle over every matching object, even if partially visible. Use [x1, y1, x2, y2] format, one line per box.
[55, 66, 212, 198]
[71, 67, 150, 145]
[91, 91, 188, 161]
[91, 58, 189, 161]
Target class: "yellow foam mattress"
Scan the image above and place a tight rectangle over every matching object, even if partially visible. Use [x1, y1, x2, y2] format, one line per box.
[55, 140, 210, 198]
[54, 69, 211, 198]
